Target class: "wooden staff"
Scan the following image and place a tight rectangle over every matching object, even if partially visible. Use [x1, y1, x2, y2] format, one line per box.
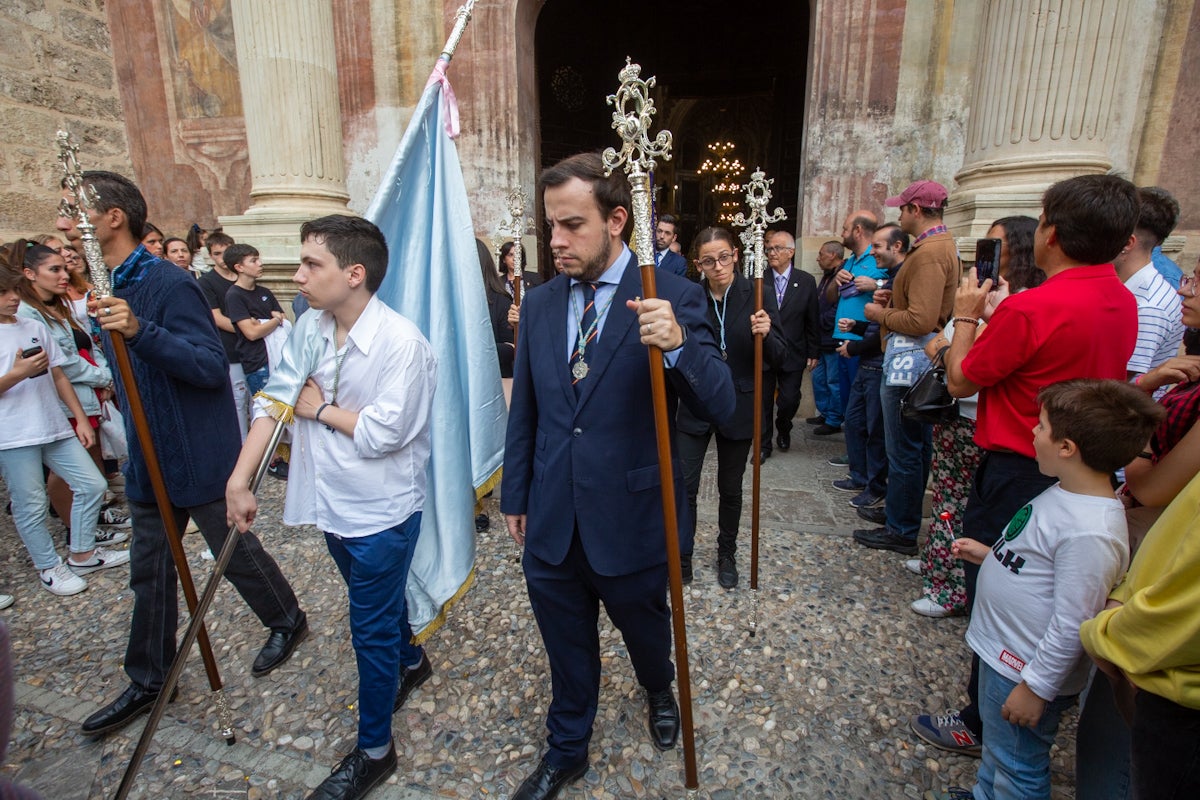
[499, 187, 532, 347]
[601, 59, 698, 792]
[55, 132, 236, 745]
[115, 419, 288, 800]
[732, 170, 786, 636]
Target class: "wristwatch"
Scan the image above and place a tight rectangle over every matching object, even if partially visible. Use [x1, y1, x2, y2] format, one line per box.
[875, 278, 886, 289]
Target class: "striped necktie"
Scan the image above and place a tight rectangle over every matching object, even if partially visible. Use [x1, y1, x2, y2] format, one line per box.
[570, 281, 598, 396]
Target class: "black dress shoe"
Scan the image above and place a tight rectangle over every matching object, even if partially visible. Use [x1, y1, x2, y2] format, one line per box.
[759, 447, 771, 462]
[853, 527, 918, 556]
[717, 554, 738, 589]
[646, 688, 680, 750]
[777, 432, 791, 451]
[813, 423, 843, 436]
[512, 756, 588, 800]
[475, 513, 491, 532]
[306, 744, 397, 800]
[806, 415, 825, 425]
[393, 651, 432, 711]
[252, 612, 309, 677]
[856, 505, 887, 526]
[680, 554, 693, 584]
[81, 683, 177, 737]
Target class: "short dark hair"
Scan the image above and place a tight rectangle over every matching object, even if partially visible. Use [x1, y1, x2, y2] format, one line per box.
[876, 222, 909, 254]
[1134, 186, 1180, 248]
[223, 243, 259, 271]
[299, 215, 388, 293]
[1038, 379, 1164, 474]
[81, 170, 147, 241]
[206, 231, 235, 254]
[1041, 174, 1139, 265]
[851, 214, 878, 236]
[538, 152, 631, 223]
[658, 213, 678, 231]
[820, 240, 844, 257]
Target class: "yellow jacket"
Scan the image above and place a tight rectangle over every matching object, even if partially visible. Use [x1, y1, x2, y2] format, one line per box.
[1080, 470, 1200, 708]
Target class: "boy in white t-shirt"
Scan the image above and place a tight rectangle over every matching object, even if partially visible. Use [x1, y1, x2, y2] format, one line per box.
[936, 379, 1163, 800]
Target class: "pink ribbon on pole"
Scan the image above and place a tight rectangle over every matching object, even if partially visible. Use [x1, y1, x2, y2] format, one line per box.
[426, 57, 461, 139]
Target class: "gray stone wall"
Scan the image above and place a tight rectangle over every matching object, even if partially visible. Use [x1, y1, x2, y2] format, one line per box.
[0, 0, 129, 242]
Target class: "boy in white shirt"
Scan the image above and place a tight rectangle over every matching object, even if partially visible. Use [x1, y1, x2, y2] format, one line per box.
[226, 215, 436, 800]
[940, 379, 1162, 800]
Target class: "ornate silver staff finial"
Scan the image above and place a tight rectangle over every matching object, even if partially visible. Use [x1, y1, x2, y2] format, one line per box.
[731, 168, 787, 281]
[498, 186, 533, 276]
[602, 58, 673, 264]
[56, 130, 111, 298]
[738, 228, 756, 279]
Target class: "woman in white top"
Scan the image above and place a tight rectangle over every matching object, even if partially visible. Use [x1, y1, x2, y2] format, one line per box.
[0, 243, 127, 597]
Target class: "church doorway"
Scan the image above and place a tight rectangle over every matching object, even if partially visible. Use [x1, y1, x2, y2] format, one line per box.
[533, 1, 811, 259]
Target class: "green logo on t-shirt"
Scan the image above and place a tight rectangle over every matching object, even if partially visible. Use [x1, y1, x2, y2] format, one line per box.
[1003, 504, 1032, 542]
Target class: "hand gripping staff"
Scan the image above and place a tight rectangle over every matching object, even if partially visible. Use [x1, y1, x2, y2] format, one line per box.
[731, 170, 786, 636]
[600, 58, 701, 794]
[56, 130, 239, 765]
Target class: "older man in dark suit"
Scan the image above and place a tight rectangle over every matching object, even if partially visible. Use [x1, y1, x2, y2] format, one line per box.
[501, 153, 734, 800]
[759, 230, 820, 460]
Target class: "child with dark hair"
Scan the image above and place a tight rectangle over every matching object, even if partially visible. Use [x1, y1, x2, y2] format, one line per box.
[224, 243, 286, 396]
[932, 379, 1163, 800]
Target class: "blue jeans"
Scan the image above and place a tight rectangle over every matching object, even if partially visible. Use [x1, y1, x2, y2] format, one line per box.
[843, 362, 886, 494]
[811, 351, 843, 426]
[245, 365, 270, 397]
[974, 663, 1076, 800]
[325, 512, 424, 750]
[836, 354, 859, 417]
[880, 379, 932, 540]
[0, 436, 106, 568]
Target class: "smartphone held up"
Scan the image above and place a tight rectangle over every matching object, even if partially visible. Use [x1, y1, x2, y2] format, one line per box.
[975, 238, 1001, 289]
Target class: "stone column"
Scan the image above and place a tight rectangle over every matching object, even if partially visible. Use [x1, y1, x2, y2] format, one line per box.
[946, 0, 1156, 239]
[219, 0, 351, 291]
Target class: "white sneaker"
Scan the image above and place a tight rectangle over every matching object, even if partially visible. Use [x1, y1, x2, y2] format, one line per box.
[93, 527, 130, 546]
[40, 562, 88, 596]
[68, 547, 131, 576]
[99, 506, 132, 528]
[911, 596, 953, 618]
[904, 558, 922, 576]
[0, 594, 13, 610]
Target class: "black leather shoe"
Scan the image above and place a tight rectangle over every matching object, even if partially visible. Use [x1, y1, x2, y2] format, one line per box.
[306, 745, 397, 800]
[813, 424, 843, 436]
[717, 554, 738, 589]
[852, 527, 918, 556]
[474, 513, 491, 532]
[856, 505, 887, 526]
[806, 415, 825, 425]
[680, 554, 693, 584]
[252, 613, 309, 677]
[759, 447, 771, 462]
[646, 688, 680, 750]
[777, 432, 791, 451]
[512, 756, 588, 800]
[393, 651, 432, 711]
[82, 683, 177, 737]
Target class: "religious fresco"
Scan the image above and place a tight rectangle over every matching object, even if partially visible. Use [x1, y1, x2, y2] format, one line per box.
[163, 0, 243, 119]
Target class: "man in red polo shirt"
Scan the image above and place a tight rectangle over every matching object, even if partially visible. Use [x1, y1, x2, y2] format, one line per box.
[908, 173, 1140, 755]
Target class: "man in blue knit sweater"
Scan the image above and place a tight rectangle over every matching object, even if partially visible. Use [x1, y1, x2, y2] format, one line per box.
[54, 171, 307, 736]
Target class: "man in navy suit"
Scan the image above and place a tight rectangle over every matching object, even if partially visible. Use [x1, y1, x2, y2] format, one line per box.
[501, 153, 735, 800]
[653, 213, 689, 277]
[759, 230, 820, 460]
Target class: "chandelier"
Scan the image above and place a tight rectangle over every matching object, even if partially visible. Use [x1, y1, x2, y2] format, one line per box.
[696, 141, 745, 223]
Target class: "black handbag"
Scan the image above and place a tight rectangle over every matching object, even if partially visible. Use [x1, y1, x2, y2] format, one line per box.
[900, 346, 960, 424]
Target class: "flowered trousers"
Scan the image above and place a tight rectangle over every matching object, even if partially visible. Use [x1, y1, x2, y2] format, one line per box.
[920, 416, 981, 612]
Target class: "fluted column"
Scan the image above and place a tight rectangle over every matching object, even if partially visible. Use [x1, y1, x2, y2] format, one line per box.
[947, 0, 1155, 238]
[219, 0, 351, 298]
[229, 0, 350, 212]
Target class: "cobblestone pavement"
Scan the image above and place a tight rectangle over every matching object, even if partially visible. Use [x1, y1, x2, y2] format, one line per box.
[0, 411, 1079, 798]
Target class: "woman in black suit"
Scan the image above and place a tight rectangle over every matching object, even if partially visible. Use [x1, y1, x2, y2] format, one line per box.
[478, 239, 515, 378]
[677, 226, 786, 589]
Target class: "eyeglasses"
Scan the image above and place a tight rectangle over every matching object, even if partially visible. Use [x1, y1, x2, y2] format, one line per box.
[1182, 274, 1199, 297]
[695, 252, 735, 270]
[764, 246, 794, 255]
